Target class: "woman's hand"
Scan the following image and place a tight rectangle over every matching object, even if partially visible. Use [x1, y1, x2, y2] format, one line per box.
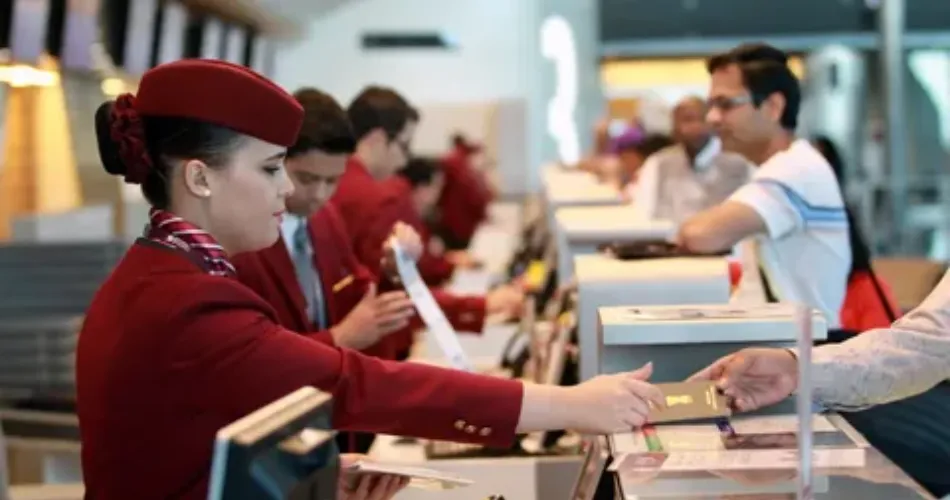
[338, 454, 410, 500]
[565, 363, 666, 433]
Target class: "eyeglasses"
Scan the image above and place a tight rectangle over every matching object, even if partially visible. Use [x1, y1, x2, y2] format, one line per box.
[706, 95, 754, 112]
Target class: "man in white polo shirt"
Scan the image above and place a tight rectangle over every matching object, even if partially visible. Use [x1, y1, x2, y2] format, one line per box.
[676, 43, 851, 329]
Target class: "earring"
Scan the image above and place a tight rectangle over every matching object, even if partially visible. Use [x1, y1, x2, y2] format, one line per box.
[200, 188, 212, 197]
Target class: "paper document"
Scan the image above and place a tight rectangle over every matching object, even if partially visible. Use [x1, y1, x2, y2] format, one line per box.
[390, 239, 474, 372]
[609, 447, 866, 473]
[347, 461, 474, 490]
[623, 304, 796, 322]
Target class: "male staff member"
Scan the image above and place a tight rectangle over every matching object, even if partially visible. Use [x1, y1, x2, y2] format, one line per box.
[675, 44, 851, 329]
[233, 88, 418, 358]
[435, 134, 495, 251]
[632, 96, 751, 223]
[232, 88, 423, 453]
[688, 43, 949, 497]
[332, 86, 524, 358]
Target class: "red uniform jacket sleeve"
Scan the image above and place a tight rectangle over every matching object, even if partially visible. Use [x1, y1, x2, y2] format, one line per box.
[170, 279, 521, 444]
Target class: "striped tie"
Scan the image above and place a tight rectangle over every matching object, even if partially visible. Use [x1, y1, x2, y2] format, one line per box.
[144, 208, 237, 278]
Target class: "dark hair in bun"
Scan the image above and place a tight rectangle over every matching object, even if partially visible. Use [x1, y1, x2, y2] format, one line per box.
[94, 102, 126, 177]
[94, 96, 247, 209]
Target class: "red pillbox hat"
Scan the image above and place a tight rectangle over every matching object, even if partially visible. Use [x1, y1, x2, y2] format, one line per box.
[134, 59, 303, 147]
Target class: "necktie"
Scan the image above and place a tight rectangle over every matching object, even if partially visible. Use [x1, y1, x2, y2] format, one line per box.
[292, 222, 327, 329]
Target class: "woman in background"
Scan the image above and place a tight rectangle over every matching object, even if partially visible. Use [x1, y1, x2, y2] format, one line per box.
[76, 59, 666, 499]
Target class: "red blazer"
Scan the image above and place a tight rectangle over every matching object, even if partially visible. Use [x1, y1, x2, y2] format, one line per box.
[231, 205, 396, 360]
[333, 157, 488, 351]
[383, 176, 456, 286]
[75, 240, 522, 500]
[437, 147, 493, 246]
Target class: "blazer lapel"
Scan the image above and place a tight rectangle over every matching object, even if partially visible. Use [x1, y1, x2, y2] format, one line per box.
[261, 237, 311, 332]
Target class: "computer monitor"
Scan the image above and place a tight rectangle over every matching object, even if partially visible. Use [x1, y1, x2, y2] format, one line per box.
[208, 387, 339, 500]
[569, 435, 612, 500]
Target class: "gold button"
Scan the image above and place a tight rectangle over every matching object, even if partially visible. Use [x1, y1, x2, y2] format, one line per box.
[479, 427, 492, 437]
[465, 425, 476, 434]
[454, 419, 466, 430]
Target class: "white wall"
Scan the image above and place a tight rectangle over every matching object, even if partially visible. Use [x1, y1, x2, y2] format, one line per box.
[271, 0, 601, 195]
[273, 0, 536, 106]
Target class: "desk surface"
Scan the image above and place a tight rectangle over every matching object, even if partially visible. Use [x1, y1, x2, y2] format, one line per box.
[612, 415, 934, 499]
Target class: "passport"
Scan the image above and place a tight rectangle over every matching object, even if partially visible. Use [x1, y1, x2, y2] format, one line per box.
[646, 381, 731, 424]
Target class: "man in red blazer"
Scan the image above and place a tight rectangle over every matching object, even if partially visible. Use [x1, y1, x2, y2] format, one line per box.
[233, 88, 418, 359]
[232, 88, 424, 453]
[332, 86, 523, 359]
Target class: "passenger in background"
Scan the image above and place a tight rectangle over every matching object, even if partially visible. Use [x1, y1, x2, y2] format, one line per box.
[232, 89, 419, 455]
[613, 133, 673, 200]
[332, 86, 524, 358]
[577, 118, 616, 175]
[676, 43, 851, 330]
[811, 135, 900, 336]
[434, 133, 495, 251]
[631, 96, 751, 224]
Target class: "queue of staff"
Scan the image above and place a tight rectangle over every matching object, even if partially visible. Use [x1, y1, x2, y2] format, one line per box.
[58, 42, 950, 500]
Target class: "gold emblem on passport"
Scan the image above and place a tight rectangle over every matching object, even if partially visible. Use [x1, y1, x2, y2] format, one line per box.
[647, 382, 731, 424]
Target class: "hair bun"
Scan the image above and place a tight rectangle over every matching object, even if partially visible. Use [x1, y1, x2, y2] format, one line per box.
[95, 101, 126, 177]
[94, 94, 153, 184]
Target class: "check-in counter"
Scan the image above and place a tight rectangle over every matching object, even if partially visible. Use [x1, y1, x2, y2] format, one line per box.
[575, 253, 730, 381]
[542, 173, 622, 235]
[554, 205, 674, 281]
[595, 303, 826, 383]
[609, 414, 933, 499]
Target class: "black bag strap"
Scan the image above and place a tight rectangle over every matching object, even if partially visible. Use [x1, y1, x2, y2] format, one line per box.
[866, 265, 898, 323]
[759, 265, 779, 303]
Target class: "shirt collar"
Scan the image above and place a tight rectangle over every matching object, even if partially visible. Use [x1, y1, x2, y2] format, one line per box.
[692, 137, 722, 171]
[280, 213, 308, 253]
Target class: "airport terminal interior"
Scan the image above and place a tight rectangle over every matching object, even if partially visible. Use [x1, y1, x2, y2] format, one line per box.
[1, 0, 950, 499]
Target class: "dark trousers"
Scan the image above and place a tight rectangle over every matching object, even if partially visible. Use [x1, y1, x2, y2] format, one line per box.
[842, 382, 950, 497]
[820, 330, 950, 496]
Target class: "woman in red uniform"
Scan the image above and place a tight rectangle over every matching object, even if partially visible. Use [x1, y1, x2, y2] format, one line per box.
[76, 59, 665, 500]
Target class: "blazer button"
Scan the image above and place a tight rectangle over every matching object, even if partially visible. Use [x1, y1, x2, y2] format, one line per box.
[454, 419, 466, 430]
[465, 425, 477, 434]
[479, 427, 492, 437]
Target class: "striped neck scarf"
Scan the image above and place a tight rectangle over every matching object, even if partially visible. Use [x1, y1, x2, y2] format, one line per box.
[144, 208, 236, 278]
